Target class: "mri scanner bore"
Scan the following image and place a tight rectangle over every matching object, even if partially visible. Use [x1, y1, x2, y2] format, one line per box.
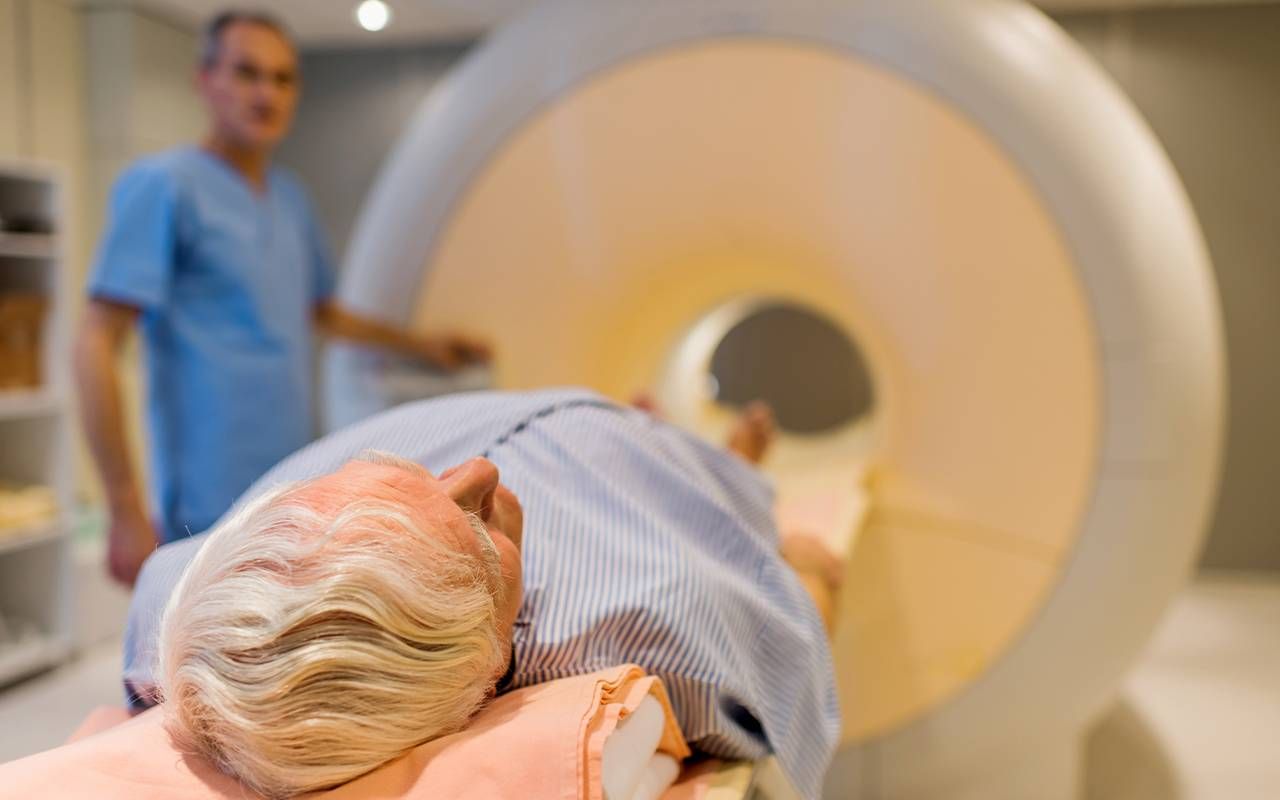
[330, 1, 1225, 797]
[708, 301, 875, 435]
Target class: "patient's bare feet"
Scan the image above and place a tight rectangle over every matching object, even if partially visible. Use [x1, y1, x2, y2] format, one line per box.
[726, 401, 776, 465]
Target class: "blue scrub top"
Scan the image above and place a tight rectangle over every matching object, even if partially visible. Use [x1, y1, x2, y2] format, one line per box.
[88, 147, 336, 543]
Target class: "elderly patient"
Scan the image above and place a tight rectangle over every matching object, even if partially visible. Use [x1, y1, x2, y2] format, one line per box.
[125, 389, 841, 799]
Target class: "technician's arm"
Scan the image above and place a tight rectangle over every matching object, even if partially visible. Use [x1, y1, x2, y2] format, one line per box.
[314, 300, 492, 371]
[75, 299, 155, 587]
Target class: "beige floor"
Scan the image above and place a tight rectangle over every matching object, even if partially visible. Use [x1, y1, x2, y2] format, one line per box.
[0, 572, 1276, 798]
[1083, 571, 1280, 800]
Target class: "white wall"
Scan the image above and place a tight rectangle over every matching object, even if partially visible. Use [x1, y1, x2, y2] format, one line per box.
[83, 5, 204, 272]
[0, 0, 88, 282]
[0, 1, 24, 157]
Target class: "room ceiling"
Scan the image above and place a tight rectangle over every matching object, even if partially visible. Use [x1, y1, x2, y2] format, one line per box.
[124, 0, 1277, 47]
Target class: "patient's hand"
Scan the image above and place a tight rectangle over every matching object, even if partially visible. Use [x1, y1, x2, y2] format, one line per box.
[780, 532, 843, 633]
[780, 532, 843, 590]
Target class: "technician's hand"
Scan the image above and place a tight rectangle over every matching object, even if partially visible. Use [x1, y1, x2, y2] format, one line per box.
[106, 505, 157, 587]
[418, 333, 493, 371]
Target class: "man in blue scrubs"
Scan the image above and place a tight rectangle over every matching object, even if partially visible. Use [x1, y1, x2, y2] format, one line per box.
[74, 11, 487, 586]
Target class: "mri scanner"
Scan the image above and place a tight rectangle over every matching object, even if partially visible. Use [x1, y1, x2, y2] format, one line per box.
[325, 0, 1226, 797]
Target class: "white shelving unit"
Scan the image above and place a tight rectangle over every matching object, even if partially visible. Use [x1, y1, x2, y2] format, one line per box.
[0, 161, 74, 686]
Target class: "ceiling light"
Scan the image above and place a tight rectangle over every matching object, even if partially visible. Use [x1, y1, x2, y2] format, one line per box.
[355, 0, 392, 32]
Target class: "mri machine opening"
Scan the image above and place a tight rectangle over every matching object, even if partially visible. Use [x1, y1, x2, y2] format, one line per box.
[328, 1, 1225, 797]
[704, 301, 875, 437]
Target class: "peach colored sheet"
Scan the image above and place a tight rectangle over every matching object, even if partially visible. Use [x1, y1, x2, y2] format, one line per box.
[0, 665, 699, 800]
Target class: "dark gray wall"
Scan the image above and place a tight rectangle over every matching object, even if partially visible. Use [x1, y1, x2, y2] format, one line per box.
[1056, 5, 1280, 571]
[281, 7, 1280, 572]
[277, 41, 473, 257]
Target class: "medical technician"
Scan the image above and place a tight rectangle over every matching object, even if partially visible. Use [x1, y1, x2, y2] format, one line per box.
[75, 10, 488, 586]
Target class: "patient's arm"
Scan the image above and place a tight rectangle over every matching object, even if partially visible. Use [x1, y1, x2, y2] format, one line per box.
[722, 403, 841, 630]
[629, 395, 838, 628]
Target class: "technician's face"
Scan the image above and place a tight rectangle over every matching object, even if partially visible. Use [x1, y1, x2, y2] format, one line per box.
[198, 22, 299, 151]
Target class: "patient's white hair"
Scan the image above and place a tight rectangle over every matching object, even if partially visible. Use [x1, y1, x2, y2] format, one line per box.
[156, 452, 507, 799]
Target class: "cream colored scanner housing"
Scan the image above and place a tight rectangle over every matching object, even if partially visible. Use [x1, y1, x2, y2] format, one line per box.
[327, 2, 1225, 798]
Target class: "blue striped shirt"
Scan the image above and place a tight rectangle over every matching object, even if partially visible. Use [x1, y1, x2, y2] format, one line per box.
[123, 389, 840, 797]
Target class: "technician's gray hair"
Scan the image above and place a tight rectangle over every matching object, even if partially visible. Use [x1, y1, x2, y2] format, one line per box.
[199, 9, 295, 68]
[156, 453, 507, 798]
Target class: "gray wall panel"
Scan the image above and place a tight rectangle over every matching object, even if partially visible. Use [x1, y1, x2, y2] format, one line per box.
[1057, 5, 1280, 571]
[278, 42, 472, 258]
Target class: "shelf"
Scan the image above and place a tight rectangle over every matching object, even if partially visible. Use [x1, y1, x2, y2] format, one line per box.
[0, 233, 56, 260]
[0, 521, 65, 557]
[0, 162, 72, 684]
[0, 630, 70, 687]
[0, 390, 60, 420]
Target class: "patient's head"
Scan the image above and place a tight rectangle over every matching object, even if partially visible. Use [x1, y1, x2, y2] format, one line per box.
[156, 452, 524, 798]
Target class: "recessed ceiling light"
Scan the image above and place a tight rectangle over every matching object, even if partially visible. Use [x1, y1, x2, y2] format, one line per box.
[355, 0, 392, 32]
